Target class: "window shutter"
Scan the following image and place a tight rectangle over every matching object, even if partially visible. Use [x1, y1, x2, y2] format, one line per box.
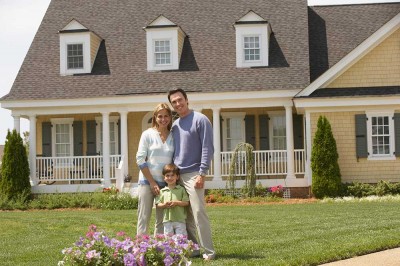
[118, 119, 121, 155]
[355, 114, 368, 158]
[259, 115, 269, 150]
[245, 115, 256, 148]
[42, 122, 52, 157]
[86, 120, 97, 155]
[293, 114, 304, 149]
[73, 121, 83, 156]
[220, 116, 223, 151]
[394, 113, 400, 157]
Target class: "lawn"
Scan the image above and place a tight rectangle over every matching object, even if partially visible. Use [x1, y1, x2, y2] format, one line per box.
[1, 201, 400, 265]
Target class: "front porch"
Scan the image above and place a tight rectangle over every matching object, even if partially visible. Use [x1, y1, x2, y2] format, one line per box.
[31, 149, 307, 194]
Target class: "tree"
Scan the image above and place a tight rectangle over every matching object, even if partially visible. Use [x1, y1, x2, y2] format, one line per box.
[227, 142, 256, 197]
[23, 131, 30, 156]
[311, 116, 342, 199]
[0, 130, 31, 200]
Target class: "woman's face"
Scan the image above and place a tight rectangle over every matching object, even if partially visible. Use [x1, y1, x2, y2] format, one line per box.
[155, 108, 171, 129]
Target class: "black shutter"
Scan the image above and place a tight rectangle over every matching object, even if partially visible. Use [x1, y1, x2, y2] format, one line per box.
[73, 121, 83, 156]
[220, 116, 223, 151]
[86, 120, 97, 155]
[118, 119, 121, 155]
[42, 122, 52, 157]
[355, 114, 368, 158]
[259, 115, 269, 150]
[394, 113, 400, 157]
[293, 114, 304, 149]
[245, 115, 256, 148]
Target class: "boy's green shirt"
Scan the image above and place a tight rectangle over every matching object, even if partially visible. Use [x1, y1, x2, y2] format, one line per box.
[156, 185, 189, 223]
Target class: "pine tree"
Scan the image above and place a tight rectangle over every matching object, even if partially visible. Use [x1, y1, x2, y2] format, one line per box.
[311, 116, 342, 198]
[0, 130, 31, 200]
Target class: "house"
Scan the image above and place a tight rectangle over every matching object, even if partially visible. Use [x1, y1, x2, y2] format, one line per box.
[0, 0, 399, 197]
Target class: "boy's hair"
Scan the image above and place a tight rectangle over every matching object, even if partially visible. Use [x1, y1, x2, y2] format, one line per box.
[162, 164, 180, 176]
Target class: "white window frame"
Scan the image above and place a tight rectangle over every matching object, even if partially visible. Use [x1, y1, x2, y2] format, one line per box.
[66, 43, 84, 69]
[50, 118, 74, 168]
[95, 116, 119, 155]
[60, 32, 91, 75]
[366, 111, 395, 160]
[221, 112, 246, 151]
[243, 35, 261, 62]
[154, 39, 172, 66]
[146, 29, 179, 71]
[268, 111, 287, 150]
[235, 24, 271, 68]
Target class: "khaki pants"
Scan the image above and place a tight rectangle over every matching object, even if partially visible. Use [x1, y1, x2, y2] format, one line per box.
[137, 184, 164, 235]
[180, 172, 215, 256]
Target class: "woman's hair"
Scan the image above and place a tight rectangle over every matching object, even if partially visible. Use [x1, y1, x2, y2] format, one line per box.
[162, 164, 180, 177]
[152, 103, 173, 130]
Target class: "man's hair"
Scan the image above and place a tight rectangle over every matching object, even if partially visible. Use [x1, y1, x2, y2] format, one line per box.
[162, 163, 180, 176]
[167, 88, 187, 103]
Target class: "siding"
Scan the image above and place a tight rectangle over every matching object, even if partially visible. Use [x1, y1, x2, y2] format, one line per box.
[90, 32, 102, 68]
[327, 28, 400, 88]
[311, 111, 400, 183]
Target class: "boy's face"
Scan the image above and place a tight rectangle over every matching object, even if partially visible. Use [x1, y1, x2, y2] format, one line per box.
[164, 172, 179, 185]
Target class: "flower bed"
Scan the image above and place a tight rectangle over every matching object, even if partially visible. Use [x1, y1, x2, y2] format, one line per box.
[58, 225, 198, 266]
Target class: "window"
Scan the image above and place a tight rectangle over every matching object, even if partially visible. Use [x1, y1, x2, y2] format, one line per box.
[366, 112, 395, 159]
[67, 44, 83, 69]
[155, 40, 171, 65]
[244, 36, 260, 61]
[270, 115, 286, 150]
[222, 112, 245, 151]
[96, 117, 119, 155]
[51, 118, 74, 158]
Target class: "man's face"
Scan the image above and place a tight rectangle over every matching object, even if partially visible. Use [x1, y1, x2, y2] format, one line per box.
[169, 92, 189, 117]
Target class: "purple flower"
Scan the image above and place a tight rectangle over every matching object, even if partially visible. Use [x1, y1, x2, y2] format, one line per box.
[163, 255, 174, 266]
[86, 250, 100, 260]
[124, 253, 136, 266]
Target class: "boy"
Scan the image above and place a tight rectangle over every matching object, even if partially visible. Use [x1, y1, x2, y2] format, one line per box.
[156, 164, 190, 235]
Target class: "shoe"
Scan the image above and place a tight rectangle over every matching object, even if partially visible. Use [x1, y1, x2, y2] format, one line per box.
[203, 254, 216, 261]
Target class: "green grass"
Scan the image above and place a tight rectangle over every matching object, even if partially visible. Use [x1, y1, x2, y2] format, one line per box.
[1, 201, 400, 265]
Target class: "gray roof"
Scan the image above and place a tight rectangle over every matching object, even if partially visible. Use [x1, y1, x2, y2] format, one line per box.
[3, 0, 310, 101]
[308, 3, 400, 82]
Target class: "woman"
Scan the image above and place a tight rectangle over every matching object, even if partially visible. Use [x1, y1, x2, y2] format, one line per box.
[136, 103, 174, 235]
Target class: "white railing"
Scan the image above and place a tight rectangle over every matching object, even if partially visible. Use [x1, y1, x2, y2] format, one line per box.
[209, 149, 305, 177]
[36, 155, 122, 184]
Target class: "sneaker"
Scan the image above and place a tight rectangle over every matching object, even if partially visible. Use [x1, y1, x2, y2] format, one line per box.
[203, 254, 216, 261]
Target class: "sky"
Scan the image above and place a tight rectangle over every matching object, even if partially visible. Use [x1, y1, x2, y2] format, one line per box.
[0, 0, 398, 145]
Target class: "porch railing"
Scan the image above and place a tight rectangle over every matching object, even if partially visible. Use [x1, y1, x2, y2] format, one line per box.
[209, 149, 305, 177]
[36, 155, 122, 184]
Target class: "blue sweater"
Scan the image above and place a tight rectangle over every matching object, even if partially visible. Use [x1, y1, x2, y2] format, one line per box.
[171, 111, 214, 175]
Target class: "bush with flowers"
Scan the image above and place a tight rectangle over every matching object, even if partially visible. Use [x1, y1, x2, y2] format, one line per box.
[58, 224, 199, 266]
[267, 185, 285, 198]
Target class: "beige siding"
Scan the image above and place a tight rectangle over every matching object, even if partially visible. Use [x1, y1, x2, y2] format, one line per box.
[90, 33, 102, 67]
[128, 112, 147, 182]
[310, 112, 400, 183]
[327, 29, 400, 88]
[177, 29, 185, 63]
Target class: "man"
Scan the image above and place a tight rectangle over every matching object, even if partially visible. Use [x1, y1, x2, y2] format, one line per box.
[168, 88, 215, 260]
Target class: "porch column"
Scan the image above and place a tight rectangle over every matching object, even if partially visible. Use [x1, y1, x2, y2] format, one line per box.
[102, 112, 111, 187]
[29, 115, 37, 185]
[212, 108, 222, 180]
[120, 111, 129, 177]
[285, 105, 296, 179]
[13, 115, 21, 133]
[305, 111, 312, 186]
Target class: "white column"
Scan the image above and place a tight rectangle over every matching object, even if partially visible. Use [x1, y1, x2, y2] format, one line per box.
[102, 112, 111, 187]
[29, 115, 37, 185]
[120, 111, 129, 177]
[285, 105, 295, 179]
[212, 108, 222, 181]
[305, 111, 312, 186]
[13, 115, 21, 133]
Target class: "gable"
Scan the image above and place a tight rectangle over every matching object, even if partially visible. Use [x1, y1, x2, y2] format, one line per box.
[237, 10, 266, 22]
[327, 28, 400, 89]
[148, 15, 176, 27]
[62, 19, 87, 31]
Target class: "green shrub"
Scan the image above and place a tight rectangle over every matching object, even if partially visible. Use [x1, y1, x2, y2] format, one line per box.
[311, 116, 342, 199]
[0, 130, 31, 201]
[342, 181, 400, 198]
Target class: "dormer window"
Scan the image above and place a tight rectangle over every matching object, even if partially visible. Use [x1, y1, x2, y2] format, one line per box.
[234, 11, 272, 68]
[59, 19, 102, 75]
[155, 40, 171, 65]
[67, 44, 84, 69]
[145, 15, 186, 71]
